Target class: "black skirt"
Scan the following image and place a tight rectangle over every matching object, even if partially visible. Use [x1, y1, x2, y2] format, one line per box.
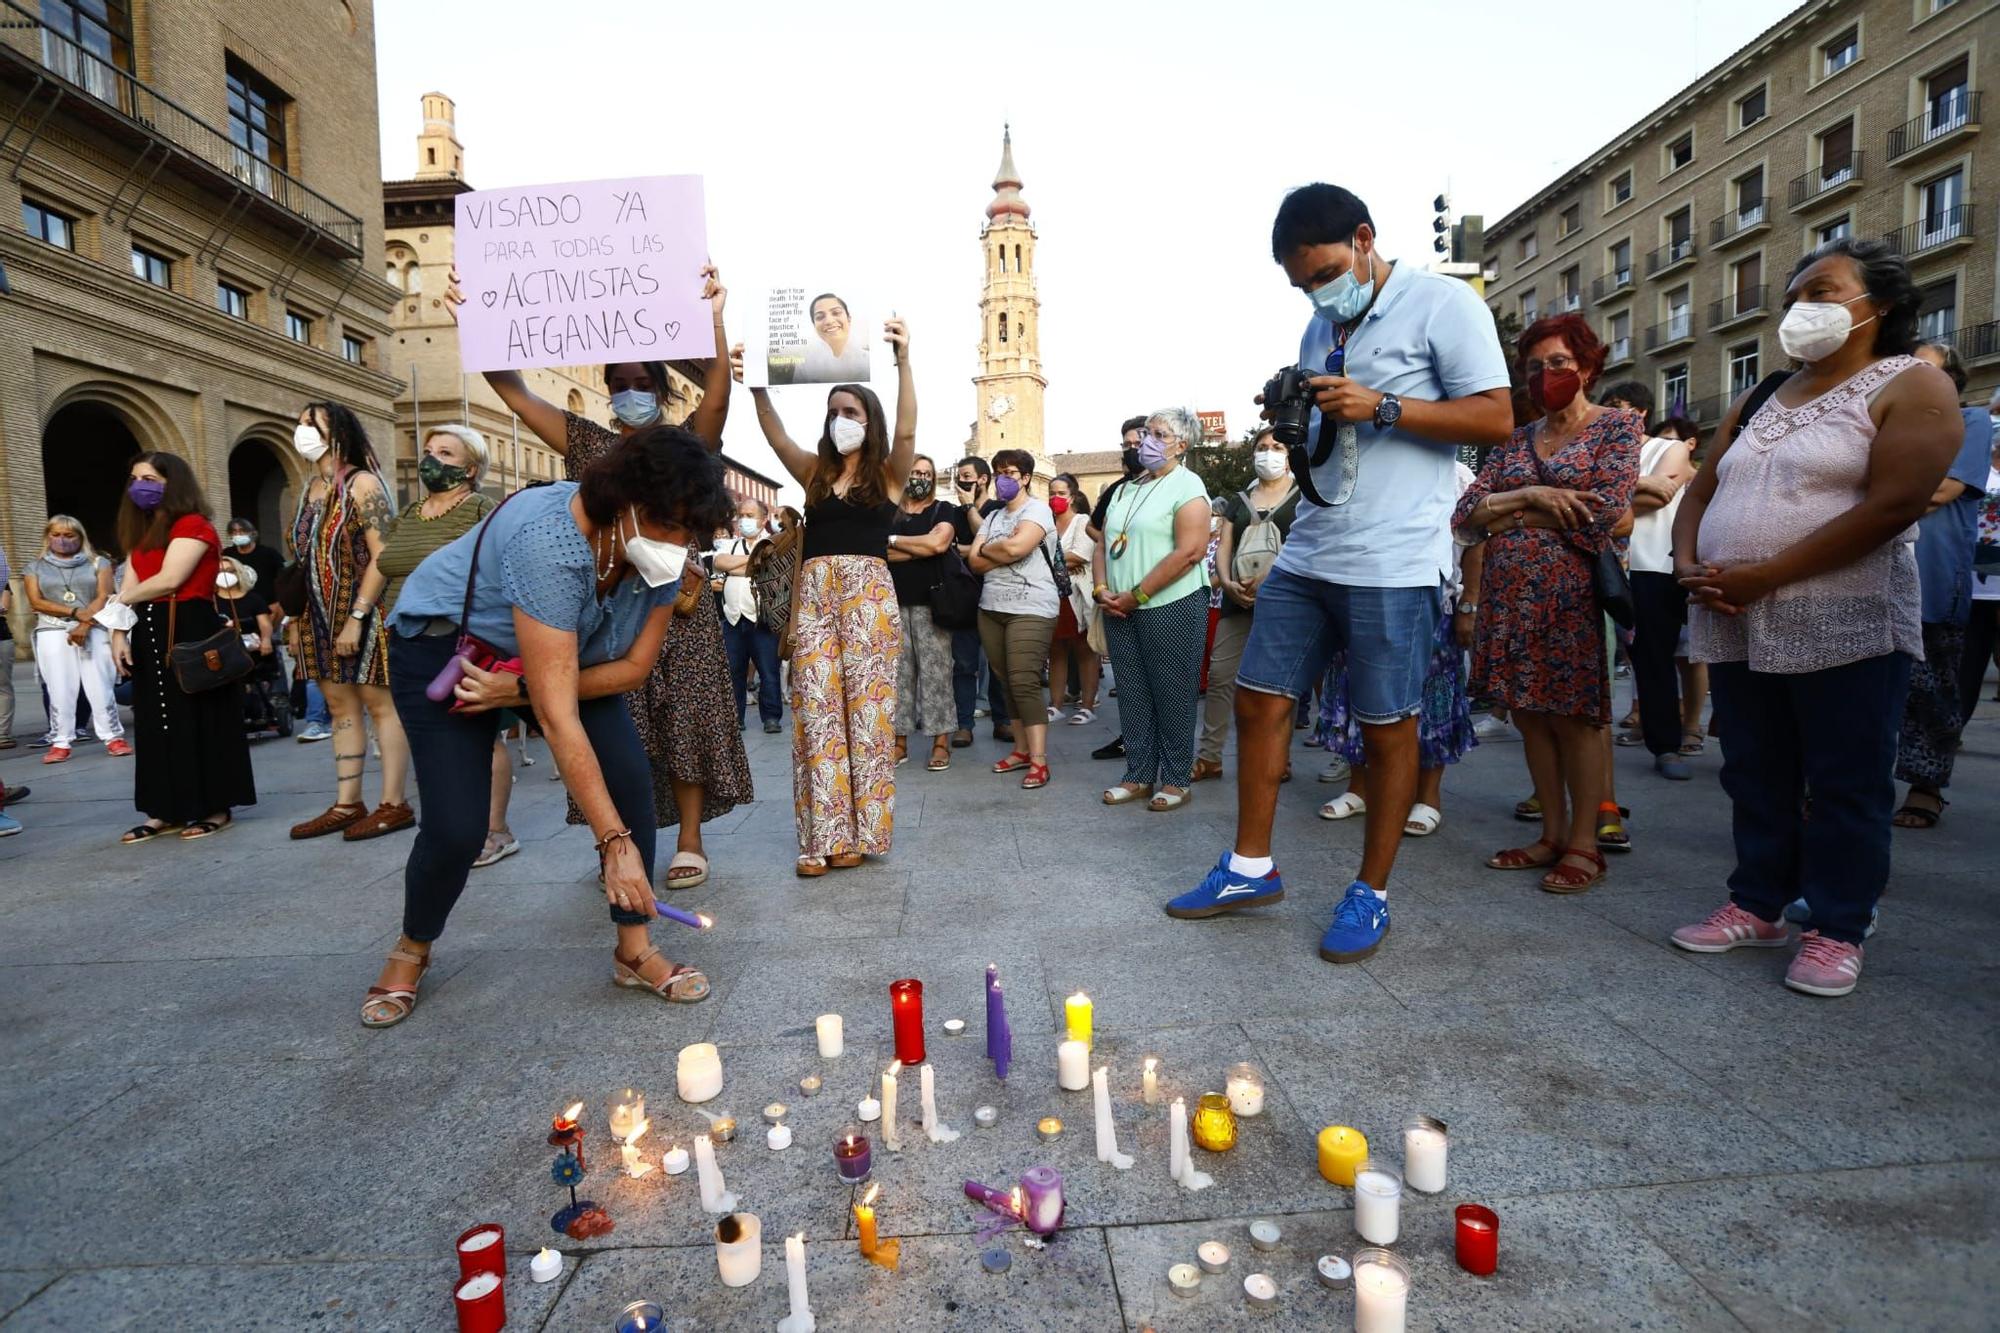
[130, 599, 257, 822]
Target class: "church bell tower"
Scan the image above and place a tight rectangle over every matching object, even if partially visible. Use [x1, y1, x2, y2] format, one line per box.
[974, 126, 1047, 467]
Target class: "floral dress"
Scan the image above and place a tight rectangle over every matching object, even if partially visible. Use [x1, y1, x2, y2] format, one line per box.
[291, 468, 392, 685]
[1453, 411, 1639, 723]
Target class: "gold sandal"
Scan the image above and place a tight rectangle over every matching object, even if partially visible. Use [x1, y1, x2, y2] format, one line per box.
[360, 944, 432, 1029]
[613, 945, 710, 1004]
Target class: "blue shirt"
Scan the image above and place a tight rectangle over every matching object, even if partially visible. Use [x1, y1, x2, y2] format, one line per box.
[1912, 407, 1993, 625]
[389, 482, 671, 665]
[1274, 263, 1511, 589]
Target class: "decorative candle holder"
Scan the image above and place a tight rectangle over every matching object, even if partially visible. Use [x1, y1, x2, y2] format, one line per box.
[889, 979, 926, 1066]
[608, 1089, 644, 1142]
[834, 1126, 872, 1183]
[545, 1104, 612, 1239]
[612, 1301, 664, 1333]
[1190, 1093, 1238, 1152]
[1455, 1203, 1499, 1276]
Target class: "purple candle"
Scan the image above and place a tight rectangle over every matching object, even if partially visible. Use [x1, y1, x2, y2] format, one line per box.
[986, 964, 1013, 1080]
[1019, 1165, 1064, 1236]
[834, 1128, 872, 1184]
[963, 1178, 1020, 1222]
[651, 901, 714, 931]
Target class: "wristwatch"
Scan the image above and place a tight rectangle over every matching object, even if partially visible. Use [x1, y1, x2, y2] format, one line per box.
[1373, 392, 1402, 431]
[1134, 587, 1152, 607]
[349, 607, 370, 622]
[1456, 601, 1478, 615]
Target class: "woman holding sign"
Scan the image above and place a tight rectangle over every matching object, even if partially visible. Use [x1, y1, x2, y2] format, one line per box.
[732, 321, 918, 875]
[448, 265, 747, 893]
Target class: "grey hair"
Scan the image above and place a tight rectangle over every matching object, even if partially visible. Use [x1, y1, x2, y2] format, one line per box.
[425, 423, 489, 478]
[1146, 407, 1203, 448]
[1914, 341, 1967, 393]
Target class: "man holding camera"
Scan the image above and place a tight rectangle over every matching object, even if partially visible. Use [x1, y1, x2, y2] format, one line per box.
[1165, 183, 1511, 963]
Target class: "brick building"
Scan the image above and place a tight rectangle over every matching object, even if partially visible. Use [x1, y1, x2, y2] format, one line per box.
[0, 0, 402, 650]
[1478, 0, 1998, 423]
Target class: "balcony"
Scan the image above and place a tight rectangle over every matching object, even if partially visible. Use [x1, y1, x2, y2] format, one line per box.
[1710, 198, 1771, 248]
[1883, 204, 1977, 260]
[1959, 320, 2000, 366]
[1646, 236, 1698, 279]
[1557, 291, 1583, 313]
[1789, 153, 1864, 211]
[1886, 91, 1981, 164]
[1644, 314, 1698, 353]
[1592, 269, 1635, 302]
[1602, 335, 1635, 369]
[1710, 285, 1769, 330]
[0, 0, 362, 259]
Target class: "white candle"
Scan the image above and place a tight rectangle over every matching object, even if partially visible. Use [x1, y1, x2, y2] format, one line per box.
[620, 1117, 654, 1177]
[1243, 1272, 1278, 1308]
[458, 1227, 500, 1254]
[882, 1062, 901, 1151]
[1141, 1056, 1160, 1105]
[776, 1231, 815, 1333]
[677, 1042, 723, 1103]
[1057, 1039, 1090, 1091]
[715, 1211, 761, 1288]
[1403, 1116, 1448, 1194]
[1353, 1252, 1409, 1333]
[1168, 1096, 1213, 1191]
[767, 1124, 793, 1151]
[856, 1095, 882, 1123]
[456, 1271, 499, 1300]
[816, 1013, 844, 1059]
[694, 1133, 737, 1214]
[608, 1089, 643, 1141]
[662, 1145, 690, 1175]
[1090, 1066, 1134, 1169]
[919, 1063, 960, 1143]
[1354, 1160, 1403, 1245]
[529, 1247, 562, 1283]
[1225, 1064, 1265, 1117]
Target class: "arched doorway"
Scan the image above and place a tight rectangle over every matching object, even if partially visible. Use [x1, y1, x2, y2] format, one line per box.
[228, 437, 292, 541]
[41, 401, 142, 555]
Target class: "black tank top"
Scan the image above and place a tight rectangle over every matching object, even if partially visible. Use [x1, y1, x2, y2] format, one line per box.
[803, 492, 896, 560]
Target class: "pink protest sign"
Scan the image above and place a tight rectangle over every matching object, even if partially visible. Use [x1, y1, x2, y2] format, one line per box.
[453, 174, 713, 372]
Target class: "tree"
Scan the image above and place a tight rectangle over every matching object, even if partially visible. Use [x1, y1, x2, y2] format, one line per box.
[1184, 429, 1261, 498]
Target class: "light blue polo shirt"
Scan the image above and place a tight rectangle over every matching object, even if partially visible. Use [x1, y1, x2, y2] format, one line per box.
[1274, 262, 1510, 589]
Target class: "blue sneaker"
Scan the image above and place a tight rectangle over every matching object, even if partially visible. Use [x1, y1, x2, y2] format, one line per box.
[1165, 853, 1286, 919]
[0, 812, 20, 838]
[1319, 882, 1389, 963]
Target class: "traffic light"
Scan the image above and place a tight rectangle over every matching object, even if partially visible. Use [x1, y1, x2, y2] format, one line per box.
[1432, 193, 1451, 255]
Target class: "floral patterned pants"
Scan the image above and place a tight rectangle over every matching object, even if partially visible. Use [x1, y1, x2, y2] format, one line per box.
[791, 556, 902, 858]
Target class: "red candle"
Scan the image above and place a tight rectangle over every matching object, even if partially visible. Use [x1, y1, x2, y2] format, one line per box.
[453, 1270, 506, 1333]
[455, 1223, 506, 1281]
[889, 979, 926, 1067]
[1456, 1203, 1499, 1276]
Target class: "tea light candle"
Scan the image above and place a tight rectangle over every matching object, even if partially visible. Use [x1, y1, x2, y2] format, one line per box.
[677, 1042, 723, 1103]
[612, 1301, 663, 1333]
[530, 1247, 563, 1283]
[455, 1224, 505, 1281]
[1455, 1203, 1499, 1276]
[942, 1017, 967, 1036]
[453, 1271, 505, 1333]
[715, 1212, 762, 1287]
[1315, 1254, 1352, 1290]
[834, 1127, 872, 1183]
[1141, 1055, 1161, 1105]
[981, 1247, 1012, 1274]
[1064, 992, 1093, 1047]
[1403, 1114, 1448, 1194]
[608, 1089, 644, 1141]
[1352, 1247, 1410, 1333]
[763, 1102, 790, 1125]
[889, 979, 927, 1066]
[1168, 1263, 1201, 1298]
[1248, 1219, 1281, 1251]
[857, 1095, 882, 1122]
[1057, 1039, 1090, 1091]
[710, 1116, 737, 1143]
[662, 1144, 690, 1175]
[1226, 1062, 1265, 1117]
[1037, 1116, 1063, 1143]
[1316, 1125, 1368, 1187]
[816, 1012, 844, 1058]
[1197, 1240, 1231, 1273]
[1243, 1273, 1278, 1309]
[767, 1123, 793, 1151]
[974, 1105, 998, 1130]
[1354, 1158, 1403, 1245]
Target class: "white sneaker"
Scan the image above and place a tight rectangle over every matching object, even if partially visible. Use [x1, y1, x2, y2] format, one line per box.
[1473, 716, 1516, 741]
[1318, 757, 1350, 784]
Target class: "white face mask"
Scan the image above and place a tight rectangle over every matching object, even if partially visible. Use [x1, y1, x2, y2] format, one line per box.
[1778, 295, 1873, 364]
[830, 416, 867, 455]
[621, 508, 689, 588]
[1253, 451, 1290, 481]
[293, 422, 329, 462]
[216, 571, 240, 590]
[737, 516, 762, 538]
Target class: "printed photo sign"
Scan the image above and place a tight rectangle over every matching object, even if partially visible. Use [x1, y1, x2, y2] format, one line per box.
[744, 286, 883, 390]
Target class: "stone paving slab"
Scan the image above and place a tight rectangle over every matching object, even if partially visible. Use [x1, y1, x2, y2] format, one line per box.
[0, 1271, 57, 1323]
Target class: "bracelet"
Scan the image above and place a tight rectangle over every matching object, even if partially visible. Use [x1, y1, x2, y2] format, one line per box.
[594, 827, 634, 855]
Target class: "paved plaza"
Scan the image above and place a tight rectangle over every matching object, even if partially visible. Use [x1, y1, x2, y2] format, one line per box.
[0, 661, 1995, 1331]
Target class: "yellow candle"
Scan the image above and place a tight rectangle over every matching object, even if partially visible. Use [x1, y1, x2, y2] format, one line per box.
[1065, 992, 1093, 1048]
[855, 1183, 880, 1256]
[1318, 1125, 1368, 1187]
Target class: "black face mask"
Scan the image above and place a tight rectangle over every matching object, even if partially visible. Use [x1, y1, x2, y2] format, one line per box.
[1121, 446, 1142, 475]
[907, 475, 934, 499]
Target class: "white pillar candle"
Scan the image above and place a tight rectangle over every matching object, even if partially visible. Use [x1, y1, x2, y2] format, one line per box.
[1169, 1096, 1213, 1191]
[1090, 1066, 1134, 1169]
[1403, 1116, 1448, 1194]
[677, 1042, 724, 1103]
[777, 1231, 815, 1333]
[1354, 1160, 1403, 1245]
[1057, 1039, 1090, 1091]
[815, 1013, 844, 1059]
[694, 1134, 737, 1214]
[919, 1063, 960, 1143]
[881, 1063, 901, 1151]
[1225, 1064, 1265, 1117]
[1353, 1250, 1410, 1333]
[715, 1212, 761, 1288]
[1141, 1056, 1161, 1105]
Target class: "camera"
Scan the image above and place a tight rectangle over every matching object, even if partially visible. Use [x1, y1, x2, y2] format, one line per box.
[1263, 365, 1318, 447]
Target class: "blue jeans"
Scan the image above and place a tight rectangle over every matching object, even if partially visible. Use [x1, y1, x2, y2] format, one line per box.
[389, 632, 654, 941]
[305, 680, 331, 726]
[1236, 567, 1440, 723]
[951, 626, 1008, 729]
[722, 616, 782, 726]
[1711, 653, 1912, 946]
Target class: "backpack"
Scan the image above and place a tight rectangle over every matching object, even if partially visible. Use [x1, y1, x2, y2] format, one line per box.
[1231, 486, 1296, 584]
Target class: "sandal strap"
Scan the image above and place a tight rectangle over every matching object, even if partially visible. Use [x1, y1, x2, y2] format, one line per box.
[385, 946, 430, 968]
[617, 944, 663, 972]
[1560, 847, 1608, 870]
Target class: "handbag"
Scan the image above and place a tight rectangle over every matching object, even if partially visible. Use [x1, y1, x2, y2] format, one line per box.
[1037, 533, 1076, 601]
[749, 525, 802, 641]
[928, 548, 981, 630]
[424, 492, 526, 710]
[167, 594, 257, 694]
[1530, 421, 1635, 630]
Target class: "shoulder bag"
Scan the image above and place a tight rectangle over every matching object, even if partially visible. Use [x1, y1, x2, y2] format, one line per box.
[749, 524, 803, 644]
[423, 491, 527, 711]
[167, 593, 256, 693]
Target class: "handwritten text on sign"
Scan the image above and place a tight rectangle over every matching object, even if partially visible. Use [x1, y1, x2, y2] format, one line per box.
[453, 175, 713, 373]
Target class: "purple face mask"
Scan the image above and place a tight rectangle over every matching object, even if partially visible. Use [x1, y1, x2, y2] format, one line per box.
[49, 536, 81, 556]
[994, 475, 1022, 502]
[128, 478, 167, 510]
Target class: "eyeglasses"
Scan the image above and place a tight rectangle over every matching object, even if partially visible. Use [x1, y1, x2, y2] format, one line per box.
[993, 468, 1025, 479]
[1524, 355, 1579, 374]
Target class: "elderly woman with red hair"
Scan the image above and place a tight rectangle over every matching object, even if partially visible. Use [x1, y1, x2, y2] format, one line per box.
[1453, 314, 1639, 892]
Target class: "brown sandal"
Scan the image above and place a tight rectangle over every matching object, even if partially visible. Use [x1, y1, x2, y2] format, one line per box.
[1541, 847, 1608, 894]
[828, 852, 865, 869]
[796, 856, 828, 878]
[613, 945, 710, 1003]
[361, 945, 432, 1028]
[1487, 837, 1561, 870]
[927, 738, 952, 771]
[291, 802, 367, 840]
[342, 801, 415, 841]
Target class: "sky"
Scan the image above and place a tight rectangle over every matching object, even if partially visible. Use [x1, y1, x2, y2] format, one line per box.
[375, 0, 1800, 501]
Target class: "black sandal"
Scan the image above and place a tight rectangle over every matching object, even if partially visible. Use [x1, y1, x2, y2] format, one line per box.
[180, 816, 234, 840]
[1893, 796, 1946, 830]
[122, 822, 181, 844]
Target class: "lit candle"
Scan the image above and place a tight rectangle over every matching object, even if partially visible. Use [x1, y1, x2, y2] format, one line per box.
[985, 963, 1013, 1080]
[1317, 1125, 1368, 1187]
[676, 1042, 723, 1103]
[1168, 1097, 1214, 1191]
[453, 1271, 505, 1333]
[1354, 1158, 1402, 1244]
[763, 1103, 790, 1126]
[777, 1231, 814, 1333]
[963, 1178, 1022, 1224]
[834, 1127, 872, 1183]
[608, 1089, 644, 1141]
[816, 1013, 844, 1059]
[1057, 1039, 1090, 1091]
[855, 1182, 881, 1256]
[1141, 1055, 1161, 1105]
[694, 1133, 737, 1214]
[612, 1301, 663, 1333]
[1403, 1115, 1448, 1194]
[1037, 1116, 1063, 1143]
[889, 979, 926, 1066]
[714, 1211, 762, 1288]
[1191, 1092, 1237, 1152]
[620, 1117, 655, 1178]
[662, 1144, 690, 1175]
[455, 1224, 505, 1281]
[1352, 1247, 1410, 1333]
[530, 1247, 563, 1283]
[919, 1063, 960, 1143]
[1225, 1063, 1265, 1117]
[1019, 1164, 1065, 1236]
[1455, 1203, 1499, 1276]
[799, 1075, 822, 1098]
[767, 1124, 793, 1151]
[1064, 991, 1093, 1047]
[881, 1062, 902, 1152]
[1091, 1066, 1134, 1169]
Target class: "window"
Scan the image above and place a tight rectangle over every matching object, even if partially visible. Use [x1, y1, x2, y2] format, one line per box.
[1916, 278, 1957, 342]
[226, 56, 289, 192]
[129, 245, 170, 287]
[1737, 86, 1767, 130]
[1607, 170, 1632, 208]
[285, 310, 313, 344]
[385, 263, 402, 290]
[1818, 119, 1855, 183]
[1558, 203, 1581, 238]
[1610, 239, 1632, 286]
[21, 199, 75, 249]
[1822, 27, 1858, 78]
[1731, 254, 1763, 316]
[1735, 167, 1766, 225]
[1608, 310, 1632, 363]
[1519, 291, 1538, 323]
[1519, 232, 1538, 261]
[1667, 206, 1694, 258]
[1925, 57, 1970, 136]
[1666, 286, 1692, 341]
[341, 334, 366, 365]
[38, 0, 134, 104]
[1920, 167, 1965, 242]
[1728, 342, 1760, 397]
[1817, 215, 1851, 246]
[1661, 364, 1690, 414]
[1559, 266, 1581, 311]
[216, 282, 249, 319]
[1666, 133, 1694, 173]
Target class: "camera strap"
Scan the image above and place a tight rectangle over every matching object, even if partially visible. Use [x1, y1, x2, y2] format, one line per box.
[1292, 320, 1358, 508]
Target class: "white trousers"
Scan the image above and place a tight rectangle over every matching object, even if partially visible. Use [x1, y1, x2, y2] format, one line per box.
[33, 626, 124, 746]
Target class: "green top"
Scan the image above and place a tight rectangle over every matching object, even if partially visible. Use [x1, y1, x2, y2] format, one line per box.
[375, 491, 497, 615]
[1099, 464, 1211, 605]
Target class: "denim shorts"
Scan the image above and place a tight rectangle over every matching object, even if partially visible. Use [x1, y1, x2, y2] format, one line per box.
[1236, 566, 1441, 723]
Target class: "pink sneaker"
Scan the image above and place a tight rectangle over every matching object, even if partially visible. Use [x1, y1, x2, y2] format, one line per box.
[1670, 902, 1792, 953]
[1785, 930, 1863, 997]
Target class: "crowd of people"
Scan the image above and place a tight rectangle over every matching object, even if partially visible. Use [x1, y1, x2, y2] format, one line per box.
[2, 188, 1995, 1005]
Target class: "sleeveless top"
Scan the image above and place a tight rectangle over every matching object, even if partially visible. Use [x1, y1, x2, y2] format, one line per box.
[804, 492, 895, 560]
[1690, 355, 1923, 674]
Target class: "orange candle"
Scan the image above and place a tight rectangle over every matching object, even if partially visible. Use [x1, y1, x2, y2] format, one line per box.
[855, 1183, 880, 1256]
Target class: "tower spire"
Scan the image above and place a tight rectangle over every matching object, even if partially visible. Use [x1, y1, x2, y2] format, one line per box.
[987, 124, 1029, 222]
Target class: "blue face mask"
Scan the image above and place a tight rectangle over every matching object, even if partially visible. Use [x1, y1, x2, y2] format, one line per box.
[610, 389, 661, 428]
[1308, 242, 1375, 325]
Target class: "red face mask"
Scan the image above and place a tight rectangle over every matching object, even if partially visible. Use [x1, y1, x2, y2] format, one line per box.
[1528, 367, 1582, 414]
[1049, 496, 1070, 515]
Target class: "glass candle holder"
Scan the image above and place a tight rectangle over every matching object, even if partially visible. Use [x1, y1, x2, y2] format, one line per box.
[1352, 1247, 1411, 1332]
[608, 1089, 644, 1142]
[612, 1300, 665, 1333]
[1225, 1062, 1265, 1116]
[1353, 1157, 1404, 1245]
[1403, 1114, 1448, 1194]
[833, 1126, 872, 1183]
[1190, 1092, 1237, 1152]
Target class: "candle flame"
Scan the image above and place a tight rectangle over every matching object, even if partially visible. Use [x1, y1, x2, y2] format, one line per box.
[696, 913, 714, 930]
[1010, 1186, 1024, 1217]
[559, 1101, 583, 1123]
[843, 1134, 855, 1149]
[1144, 1057, 1157, 1072]
[1068, 991, 1088, 1003]
[860, 1183, 880, 1207]
[887, 1060, 902, 1076]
